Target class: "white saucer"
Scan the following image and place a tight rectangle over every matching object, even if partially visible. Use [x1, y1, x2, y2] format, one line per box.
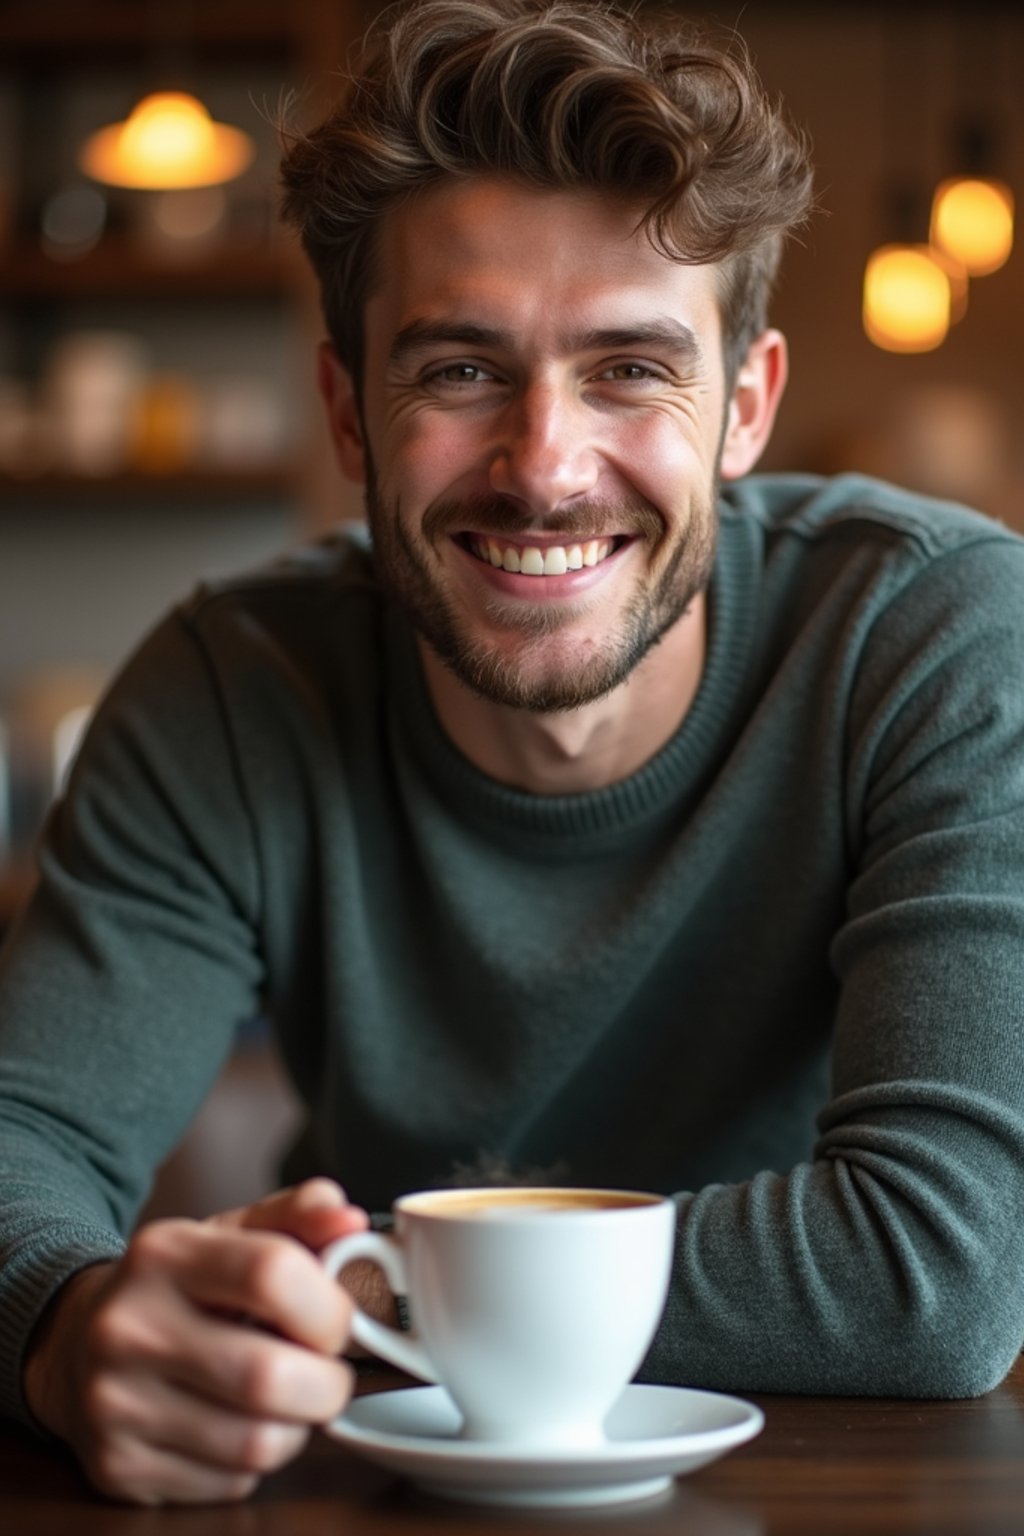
[327, 1383, 763, 1508]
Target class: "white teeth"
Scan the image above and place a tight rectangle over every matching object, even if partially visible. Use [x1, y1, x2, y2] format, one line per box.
[471, 536, 614, 575]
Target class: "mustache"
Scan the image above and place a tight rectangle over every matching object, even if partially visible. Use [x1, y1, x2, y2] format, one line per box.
[422, 495, 664, 545]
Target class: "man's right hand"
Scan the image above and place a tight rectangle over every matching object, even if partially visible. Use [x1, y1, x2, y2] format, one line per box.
[22, 1179, 368, 1505]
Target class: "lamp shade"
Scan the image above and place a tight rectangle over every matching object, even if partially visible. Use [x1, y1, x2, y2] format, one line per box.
[863, 244, 952, 353]
[930, 176, 1014, 276]
[79, 91, 254, 191]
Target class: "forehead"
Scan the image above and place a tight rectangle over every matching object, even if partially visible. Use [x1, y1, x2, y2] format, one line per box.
[365, 176, 724, 352]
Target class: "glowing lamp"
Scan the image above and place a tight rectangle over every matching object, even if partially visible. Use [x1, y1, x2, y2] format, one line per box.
[930, 249, 969, 325]
[79, 91, 254, 191]
[930, 176, 1014, 276]
[863, 245, 952, 353]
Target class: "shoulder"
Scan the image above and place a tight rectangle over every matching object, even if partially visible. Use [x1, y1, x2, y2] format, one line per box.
[722, 471, 1023, 564]
[722, 472, 1024, 635]
[162, 522, 393, 684]
[179, 522, 380, 627]
[91, 523, 389, 736]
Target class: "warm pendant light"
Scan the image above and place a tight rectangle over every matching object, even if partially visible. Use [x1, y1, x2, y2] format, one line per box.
[79, 91, 254, 191]
[863, 244, 952, 353]
[931, 176, 1014, 276]
[862, 21, 955, 356]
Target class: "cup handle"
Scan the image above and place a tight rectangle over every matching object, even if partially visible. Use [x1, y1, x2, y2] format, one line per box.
[320, 1231, 440, 1383]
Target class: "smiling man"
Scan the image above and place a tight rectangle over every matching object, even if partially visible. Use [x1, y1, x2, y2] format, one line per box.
[318, 175, 762, 783]
[4, 0, 1024, 1509]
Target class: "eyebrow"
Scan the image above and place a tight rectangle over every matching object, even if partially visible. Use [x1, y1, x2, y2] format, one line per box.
[568, 321, 704, 368]
[388, 316, 704, 369]
[389, 320, 508, 364]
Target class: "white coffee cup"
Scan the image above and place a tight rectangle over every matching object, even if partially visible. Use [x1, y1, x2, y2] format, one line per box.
[322, 1186, 676, 1448]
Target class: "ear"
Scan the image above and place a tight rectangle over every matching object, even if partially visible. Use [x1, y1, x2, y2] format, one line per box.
[719, 329, 788, 481]
[317, 341, 366, 485]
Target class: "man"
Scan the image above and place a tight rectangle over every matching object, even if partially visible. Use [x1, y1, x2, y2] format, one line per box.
[3, 0, 1024, 1507]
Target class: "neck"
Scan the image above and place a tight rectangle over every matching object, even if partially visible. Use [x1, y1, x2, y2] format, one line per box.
[417, 594, 707, 795]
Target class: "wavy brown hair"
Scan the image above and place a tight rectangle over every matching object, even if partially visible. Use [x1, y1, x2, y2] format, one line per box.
[279, 0, 814, 388]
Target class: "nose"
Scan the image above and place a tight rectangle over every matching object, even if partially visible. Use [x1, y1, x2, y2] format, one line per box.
[488, 383, 600, 512]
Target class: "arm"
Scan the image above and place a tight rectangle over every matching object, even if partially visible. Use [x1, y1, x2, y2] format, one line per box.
[642, 536, 1024, 1397]
[0, 610, 402, 1501]
[0, 610, 267, 1425]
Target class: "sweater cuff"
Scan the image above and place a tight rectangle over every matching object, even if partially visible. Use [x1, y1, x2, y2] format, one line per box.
[0, 1224, 126, 1430]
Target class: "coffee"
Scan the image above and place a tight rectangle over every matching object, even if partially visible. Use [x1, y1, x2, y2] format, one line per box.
[322, 1185, 676, 1449]
[402, 1187, 662, 1218]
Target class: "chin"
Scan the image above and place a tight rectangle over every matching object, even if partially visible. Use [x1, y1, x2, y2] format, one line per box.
[437, 624, 662, 714]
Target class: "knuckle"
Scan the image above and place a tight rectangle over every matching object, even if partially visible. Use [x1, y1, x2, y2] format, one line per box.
[125, 1219, 188, 1274]
[245, 1240, 299, 1305]
[85, 1302, 138, 1367]
[236, 1420, 275, 1474]
[301, 1176, 344, 1202]
[81, 1369, 127, 1430]
[87, 1438, 150, 1504]
[237, 1420, 307, 1474]
[239, 1344, 289, 1411]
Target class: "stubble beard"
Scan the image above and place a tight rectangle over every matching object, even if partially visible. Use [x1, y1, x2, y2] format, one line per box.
[363, 463, 719, 714]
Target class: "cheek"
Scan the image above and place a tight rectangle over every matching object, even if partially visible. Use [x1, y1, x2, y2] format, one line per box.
[388, 415, 491, 503]
[608, 414, 715, 500]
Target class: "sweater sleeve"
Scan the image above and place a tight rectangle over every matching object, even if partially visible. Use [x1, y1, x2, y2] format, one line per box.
[641, 534, 1024, 1398]
[0, 609, 265, 1427]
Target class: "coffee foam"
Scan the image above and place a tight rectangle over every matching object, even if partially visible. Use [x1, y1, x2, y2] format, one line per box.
[400, 1187, 663, 1219]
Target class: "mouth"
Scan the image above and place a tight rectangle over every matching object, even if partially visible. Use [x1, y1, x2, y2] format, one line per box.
[458, 533, 626, 577]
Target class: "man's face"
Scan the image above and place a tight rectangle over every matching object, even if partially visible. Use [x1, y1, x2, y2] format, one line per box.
[324, 177, 777, 712]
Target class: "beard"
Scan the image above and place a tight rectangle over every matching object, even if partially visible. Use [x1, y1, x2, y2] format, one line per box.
[363, 462, 719, 714]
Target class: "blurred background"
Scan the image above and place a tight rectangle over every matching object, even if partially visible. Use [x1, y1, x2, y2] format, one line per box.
[0, 0, 1020, 1210]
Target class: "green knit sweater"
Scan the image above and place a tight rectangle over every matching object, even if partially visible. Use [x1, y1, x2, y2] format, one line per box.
[3, 472, 1024, 1425]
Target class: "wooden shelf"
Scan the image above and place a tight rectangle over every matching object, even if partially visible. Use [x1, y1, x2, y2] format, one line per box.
[0, 467, 297, 503]
[0, 3, 301, 64]
[0, 240, 292, 300]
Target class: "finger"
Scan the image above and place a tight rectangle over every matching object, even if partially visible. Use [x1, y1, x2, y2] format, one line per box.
[91, 1368, 312, 1477]
[83, 1426, 261, 1507]
[112, 1277, 356, 1419]
[88, 1280, 355, 1426]
[212, 1180, 370, 1251]
[168, 1319, 356, 1423]
[129, 1221, 356, 1355]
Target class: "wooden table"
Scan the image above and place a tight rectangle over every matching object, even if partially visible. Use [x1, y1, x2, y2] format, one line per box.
[4, 1356, 1024, 1536]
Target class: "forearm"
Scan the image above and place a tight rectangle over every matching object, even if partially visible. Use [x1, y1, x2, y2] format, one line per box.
[0, 1119, 130, 1427]
[644, 539, 1024, 1399]
[0, 839, 261, 1426]
[643, 1086, 1024, 1398]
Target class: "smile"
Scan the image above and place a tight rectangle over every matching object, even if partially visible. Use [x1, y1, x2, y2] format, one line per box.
[464, 535, 619, 576]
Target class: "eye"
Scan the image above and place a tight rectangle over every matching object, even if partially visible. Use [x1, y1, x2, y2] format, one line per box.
[595, 361, 662, 383]
[424, 362, 497, 387]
